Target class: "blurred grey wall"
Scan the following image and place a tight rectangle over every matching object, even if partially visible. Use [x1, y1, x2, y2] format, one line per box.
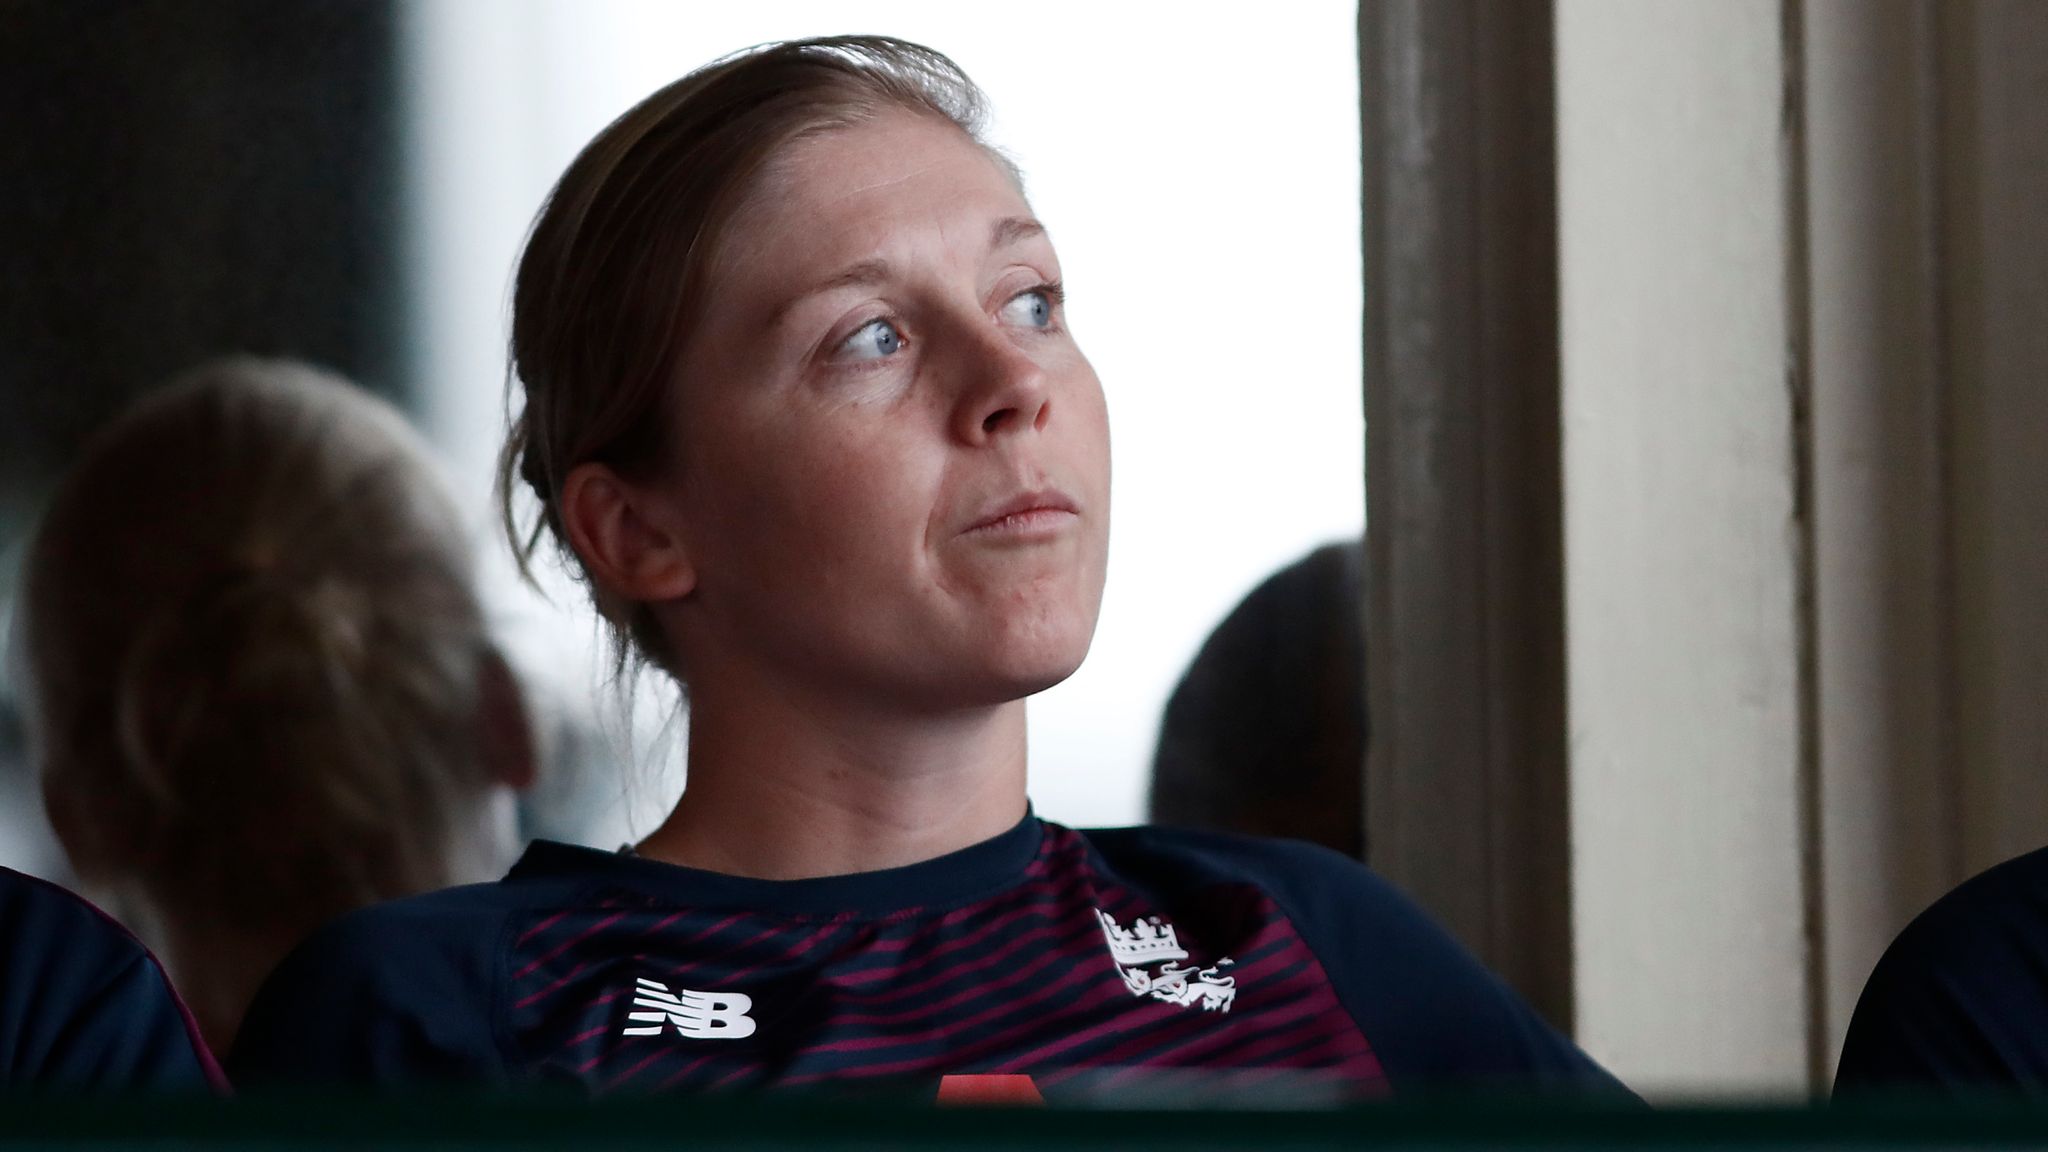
[0, 0, 406, 543]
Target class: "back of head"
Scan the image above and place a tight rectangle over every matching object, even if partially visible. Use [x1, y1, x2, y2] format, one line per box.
[23, 358, 494, 946]
[1149, 542, 1368, 857]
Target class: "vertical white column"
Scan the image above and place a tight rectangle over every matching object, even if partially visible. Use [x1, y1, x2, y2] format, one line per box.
[1557, 0, 1813, 1095]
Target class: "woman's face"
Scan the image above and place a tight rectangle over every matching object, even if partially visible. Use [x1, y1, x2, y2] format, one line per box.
[658, 108, 1111, 712]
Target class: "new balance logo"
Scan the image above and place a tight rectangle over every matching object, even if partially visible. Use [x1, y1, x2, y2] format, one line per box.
[622, 977, 756, 1039]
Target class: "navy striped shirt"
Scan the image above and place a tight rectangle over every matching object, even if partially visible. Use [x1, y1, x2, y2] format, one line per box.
[230, 817, 1619, 1099]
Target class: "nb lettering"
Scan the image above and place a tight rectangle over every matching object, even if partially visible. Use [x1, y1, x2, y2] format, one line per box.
[621, 977, 757, 1039]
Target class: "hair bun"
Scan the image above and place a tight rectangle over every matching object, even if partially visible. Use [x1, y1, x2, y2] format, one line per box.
[113, 564, 373, 806]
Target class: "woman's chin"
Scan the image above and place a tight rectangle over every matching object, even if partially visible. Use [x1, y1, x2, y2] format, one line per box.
[965, 624, 1097, 702]
[1006, 652, 1090, 701]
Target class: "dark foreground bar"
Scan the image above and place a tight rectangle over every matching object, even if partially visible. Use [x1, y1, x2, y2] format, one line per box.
[6, 1096, 2048, 1151]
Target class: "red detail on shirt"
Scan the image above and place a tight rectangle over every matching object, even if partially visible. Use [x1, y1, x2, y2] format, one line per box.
[936, 1073, 1045, 1105]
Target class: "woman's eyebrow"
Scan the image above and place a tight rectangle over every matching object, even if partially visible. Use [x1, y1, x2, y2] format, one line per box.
[991, 216, 1046, 249]
[765, 218, 1048, 332]
[766, 259, 891, 330]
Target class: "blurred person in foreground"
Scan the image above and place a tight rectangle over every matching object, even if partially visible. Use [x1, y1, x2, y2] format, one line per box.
[230, 36, 1624, 1102]
[20, 358, 536, 1055]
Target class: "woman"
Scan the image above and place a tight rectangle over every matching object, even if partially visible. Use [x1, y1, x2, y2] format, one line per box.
[233, 36, 1620, 1100]
[22, 358, 535, 1054]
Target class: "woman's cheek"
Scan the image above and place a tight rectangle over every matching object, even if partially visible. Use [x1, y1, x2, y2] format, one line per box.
[771, 422, 911, 534]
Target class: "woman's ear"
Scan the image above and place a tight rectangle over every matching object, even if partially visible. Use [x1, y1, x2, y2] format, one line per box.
[559, 461, 697, 604]
[475, 646, 537, 792]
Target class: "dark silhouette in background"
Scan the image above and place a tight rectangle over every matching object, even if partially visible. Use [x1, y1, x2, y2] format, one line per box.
[1149, 541, 1367, 859]
[1837, 845, 2048, 1096]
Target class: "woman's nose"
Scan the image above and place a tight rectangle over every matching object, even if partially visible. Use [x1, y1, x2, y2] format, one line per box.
[952, 324, 1052, 445]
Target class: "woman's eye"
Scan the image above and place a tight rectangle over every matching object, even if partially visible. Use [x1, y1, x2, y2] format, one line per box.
[839, 319, 904, 362]
[1001, 288, 1055, 330]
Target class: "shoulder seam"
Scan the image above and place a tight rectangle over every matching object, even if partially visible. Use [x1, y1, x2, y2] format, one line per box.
[1228, 862, 1384, 1073]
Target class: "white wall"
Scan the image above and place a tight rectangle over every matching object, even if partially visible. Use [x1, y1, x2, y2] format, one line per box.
[1555, 0, 2048, 1096]
[1557, 0, 1811, 1095]
[400, 1, 1364, 836]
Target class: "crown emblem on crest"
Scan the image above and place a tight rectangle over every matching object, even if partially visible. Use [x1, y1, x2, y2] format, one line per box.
[1095, 908, 1190, 967]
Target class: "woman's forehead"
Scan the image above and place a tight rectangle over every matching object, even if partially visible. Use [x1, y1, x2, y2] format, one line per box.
[727, 111, 1035, 276]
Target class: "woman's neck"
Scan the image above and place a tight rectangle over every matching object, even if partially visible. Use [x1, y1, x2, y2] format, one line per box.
[162, 920, 298, 1057]
[634, 676, 1030, 881]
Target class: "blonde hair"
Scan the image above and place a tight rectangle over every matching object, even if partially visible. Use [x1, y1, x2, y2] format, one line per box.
[25, 358, 495, 933]
[499, 34, 1004, 678]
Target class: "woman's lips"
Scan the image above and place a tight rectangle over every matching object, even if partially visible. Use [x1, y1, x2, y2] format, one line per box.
[963, 490, 1080, 539]
[964, 506, 1080, 538]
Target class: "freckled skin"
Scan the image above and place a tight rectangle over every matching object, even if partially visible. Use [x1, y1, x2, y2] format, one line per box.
[650, 110, 1113, 716]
